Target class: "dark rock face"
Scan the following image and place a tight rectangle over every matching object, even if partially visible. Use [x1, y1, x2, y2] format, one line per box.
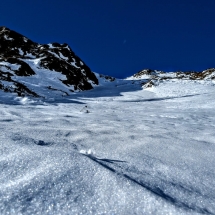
[99, 74, 115, 82]
[0, 26, 98, 97]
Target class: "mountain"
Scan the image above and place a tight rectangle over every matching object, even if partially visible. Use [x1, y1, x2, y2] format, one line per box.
[127, 68, 215, 88]
[0, 29, 215, 214]
[1, 27, 215, 100]
[0, 26, 98, 97]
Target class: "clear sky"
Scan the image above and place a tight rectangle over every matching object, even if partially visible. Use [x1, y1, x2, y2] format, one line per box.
[0, 0, 215, 78]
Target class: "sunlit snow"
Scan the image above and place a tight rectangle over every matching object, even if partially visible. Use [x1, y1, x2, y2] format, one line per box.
[0, 77, 215, 214]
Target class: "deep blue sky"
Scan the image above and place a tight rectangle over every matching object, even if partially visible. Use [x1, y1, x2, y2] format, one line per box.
[1, 0, 215, 78]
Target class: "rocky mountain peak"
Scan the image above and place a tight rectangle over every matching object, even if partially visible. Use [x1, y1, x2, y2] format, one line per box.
[0, 27, 98, 97]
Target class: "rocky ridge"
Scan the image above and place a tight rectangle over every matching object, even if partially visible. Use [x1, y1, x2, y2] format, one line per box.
[0, 26, 98, 97]
[129, 68, 215, 88]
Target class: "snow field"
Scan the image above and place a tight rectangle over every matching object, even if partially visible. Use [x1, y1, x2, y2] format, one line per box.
[0, 79, 215, 214]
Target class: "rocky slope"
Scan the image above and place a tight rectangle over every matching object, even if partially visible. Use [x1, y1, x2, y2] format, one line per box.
[0, 26, 98, 97]
[127, 68, 215, 88]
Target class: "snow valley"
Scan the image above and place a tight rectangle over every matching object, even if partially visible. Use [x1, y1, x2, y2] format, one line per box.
[0, 27, 215, 215]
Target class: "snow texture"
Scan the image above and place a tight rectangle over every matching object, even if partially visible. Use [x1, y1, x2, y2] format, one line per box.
[0, 74, 215, 215]
[0, 77, 215, 215]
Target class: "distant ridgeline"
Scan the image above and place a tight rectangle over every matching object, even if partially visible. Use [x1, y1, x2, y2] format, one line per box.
[128, 68, 215, 88]
[0, 26, 98, 97]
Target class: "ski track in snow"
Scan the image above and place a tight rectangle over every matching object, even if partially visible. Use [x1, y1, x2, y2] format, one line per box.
[0, 80, 215, 215]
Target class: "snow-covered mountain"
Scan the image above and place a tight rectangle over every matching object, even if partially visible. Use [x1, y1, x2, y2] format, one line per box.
[1, 27, 215, 100]
[1, 27, 215, 215]
[0, 26, 98, 98]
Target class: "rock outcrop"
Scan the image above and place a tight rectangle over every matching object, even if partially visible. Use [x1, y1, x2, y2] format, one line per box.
[130, 68, 215, 88]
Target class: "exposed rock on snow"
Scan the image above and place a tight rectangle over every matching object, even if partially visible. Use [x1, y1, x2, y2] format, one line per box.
[142, 80, 155, 88]
[131, 68, 215, 81]
[99, 74, 116, 82]
[133, 69, 158, 78]
[127, 68, 215, 88]
[0, 26, 98, 97]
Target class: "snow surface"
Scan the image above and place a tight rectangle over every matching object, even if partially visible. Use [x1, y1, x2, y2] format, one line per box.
[25, 52, 36, 59]
[0, 77, 215, 214]
[3, 35, 13, 41]
[18, 48, 24, 56]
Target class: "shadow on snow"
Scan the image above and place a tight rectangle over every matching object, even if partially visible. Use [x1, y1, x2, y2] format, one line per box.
[83, 153, 214, 215]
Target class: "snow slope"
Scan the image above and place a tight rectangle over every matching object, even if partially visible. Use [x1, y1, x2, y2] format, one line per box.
[0, 78, 215, 215]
